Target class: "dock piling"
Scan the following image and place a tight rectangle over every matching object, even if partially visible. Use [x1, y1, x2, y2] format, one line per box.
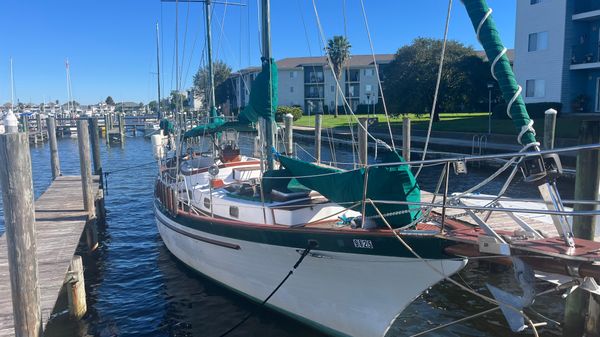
[118, 113, 125, 144]
[89, 118, 102, 175]
[563, 120, 600, 337]
[315, 114, 322, 164]
[76, 119, 96, 218]
[358, 118, 368, 166]
[544, 109, 557, 150]
[65, 255, 87, 319]
[402, 117, 411, 162]
[0, 132, 42, 337]
[284, 113, 293, 156]
[47, 117, 61, 179]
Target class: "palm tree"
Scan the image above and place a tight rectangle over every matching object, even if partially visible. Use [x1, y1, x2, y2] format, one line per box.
[326, 35, 351, 117]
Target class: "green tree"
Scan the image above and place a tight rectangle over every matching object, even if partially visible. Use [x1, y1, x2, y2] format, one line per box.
[193, 60, 232, 108]
[383, 38, 495, 121]
[105, 96, 115, 106]
[148, 100, 158, 113]
[169, 91, 189, 112]
[325, 35, 351, 117]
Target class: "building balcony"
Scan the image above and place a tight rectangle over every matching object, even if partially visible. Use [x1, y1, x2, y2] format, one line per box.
[573, 1, 600, 21]
[573, 10, 600, 21]
[570, 61, 600, 70]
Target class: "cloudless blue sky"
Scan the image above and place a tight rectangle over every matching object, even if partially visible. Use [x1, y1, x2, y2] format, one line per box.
[0, 0, 515, 105]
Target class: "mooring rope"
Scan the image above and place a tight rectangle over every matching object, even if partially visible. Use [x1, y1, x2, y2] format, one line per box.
[102, 160, 158, 194]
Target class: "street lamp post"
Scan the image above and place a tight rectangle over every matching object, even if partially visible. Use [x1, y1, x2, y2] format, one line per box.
[487, 82, 494, 135]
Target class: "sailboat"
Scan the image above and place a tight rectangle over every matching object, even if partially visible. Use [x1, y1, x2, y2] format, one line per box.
[153, 0, 600, 336]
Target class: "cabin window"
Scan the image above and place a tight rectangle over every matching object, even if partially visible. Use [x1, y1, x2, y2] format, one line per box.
[229, 206, 239, 218]
[204, 197, 211, 209]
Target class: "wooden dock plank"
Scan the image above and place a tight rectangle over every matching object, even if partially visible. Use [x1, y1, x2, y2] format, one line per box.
[0, 175, 99, 337]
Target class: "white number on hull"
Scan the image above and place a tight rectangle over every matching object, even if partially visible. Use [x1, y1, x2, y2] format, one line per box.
[353, 239, 373, 249]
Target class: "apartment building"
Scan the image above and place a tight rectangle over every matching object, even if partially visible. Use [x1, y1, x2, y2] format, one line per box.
[227, 54, 394, 114]
[514, 0, 600, 113]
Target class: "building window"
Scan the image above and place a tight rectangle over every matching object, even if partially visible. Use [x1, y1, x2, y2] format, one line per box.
[365, 84, 372, 92]
[530, 0, 541, 4]
[528, 31, 548, 52]
[525, 79, 545, 98]
[290, 71, 297, 79]
[290, 86, 294, 93]
[331, 85, 335, 92]
[364, 69, 374, 76]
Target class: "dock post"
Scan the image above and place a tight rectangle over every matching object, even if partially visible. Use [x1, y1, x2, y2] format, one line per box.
[21, 114, 29, 134]
[35, 113, 43, 143]
[89, 118, 102, 175]
[77, 120, 98, 252]
[65, 255, 87, 319]
[544, 108, 557, 150]
[563, 120, 600, 337]
[118, 113, 125, 144]
[315, 113, 322, 164]
[358, 118, 368, 166]
[284, 113, 294, 156]
[47, 117, 61, 179]
[402, 116, 411, 162]
[0, 132, 42, 337]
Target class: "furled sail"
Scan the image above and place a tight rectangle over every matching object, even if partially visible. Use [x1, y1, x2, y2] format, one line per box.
[238, 57, 278, 123]
[273, 151, 421, 227]
[462, 0, 536, 145]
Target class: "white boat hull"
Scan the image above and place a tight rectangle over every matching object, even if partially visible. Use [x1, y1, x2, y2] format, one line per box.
[155, 206, 466, 337]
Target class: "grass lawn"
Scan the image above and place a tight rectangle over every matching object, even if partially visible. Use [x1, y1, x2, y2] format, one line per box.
[294, 113, 582, 139]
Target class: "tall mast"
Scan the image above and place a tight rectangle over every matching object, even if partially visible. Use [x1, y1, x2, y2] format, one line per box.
[261, 0, 275, 170]
[10, 58, 15, 111]
[205, 0, 216, 120]
[156, 22, 162, 119]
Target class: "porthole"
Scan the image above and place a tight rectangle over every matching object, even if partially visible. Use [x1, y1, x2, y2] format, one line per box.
[204, 198, 211, 209]
[229, 206, 239, 218]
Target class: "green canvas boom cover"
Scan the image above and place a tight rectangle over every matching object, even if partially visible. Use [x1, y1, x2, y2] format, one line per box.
[275, 152, 421, 227]
[238, 57, 278, 124]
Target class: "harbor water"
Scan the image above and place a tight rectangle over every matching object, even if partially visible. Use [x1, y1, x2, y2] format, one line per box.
[0, 134, 574, 336]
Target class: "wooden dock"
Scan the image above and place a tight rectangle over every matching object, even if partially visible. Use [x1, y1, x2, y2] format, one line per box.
[0, 175, 101, 336]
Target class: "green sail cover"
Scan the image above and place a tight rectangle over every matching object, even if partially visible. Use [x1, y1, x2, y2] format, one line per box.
[275, 151, 421, 227]
[159, 118, 175, 135]
[183, 116, 226, 138]
[238, 57, 278, 124]
[462, 0, 536, 145]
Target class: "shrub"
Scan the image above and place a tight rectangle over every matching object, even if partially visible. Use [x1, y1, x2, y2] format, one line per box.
[492, 102, 562, 120]
[276, 105, 303, 122]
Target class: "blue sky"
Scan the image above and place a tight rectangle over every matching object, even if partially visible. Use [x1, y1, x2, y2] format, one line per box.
[0, 0, 515, 105]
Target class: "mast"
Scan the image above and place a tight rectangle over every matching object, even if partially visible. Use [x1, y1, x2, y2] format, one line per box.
[156, 22, 162, 119]
[261, 0, 275, 170]
[10, 58, 15, 111]
[205, 0, 217, 120]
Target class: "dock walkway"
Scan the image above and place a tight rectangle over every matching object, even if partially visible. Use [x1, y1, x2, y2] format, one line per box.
[0, 176, 99, 336]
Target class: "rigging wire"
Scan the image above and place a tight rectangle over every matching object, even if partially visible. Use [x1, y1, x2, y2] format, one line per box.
[414, 0, 453, 178]
[358, 0, 395, 150]
[310, 0, 392, 152]
[179, 0, 191, 91]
